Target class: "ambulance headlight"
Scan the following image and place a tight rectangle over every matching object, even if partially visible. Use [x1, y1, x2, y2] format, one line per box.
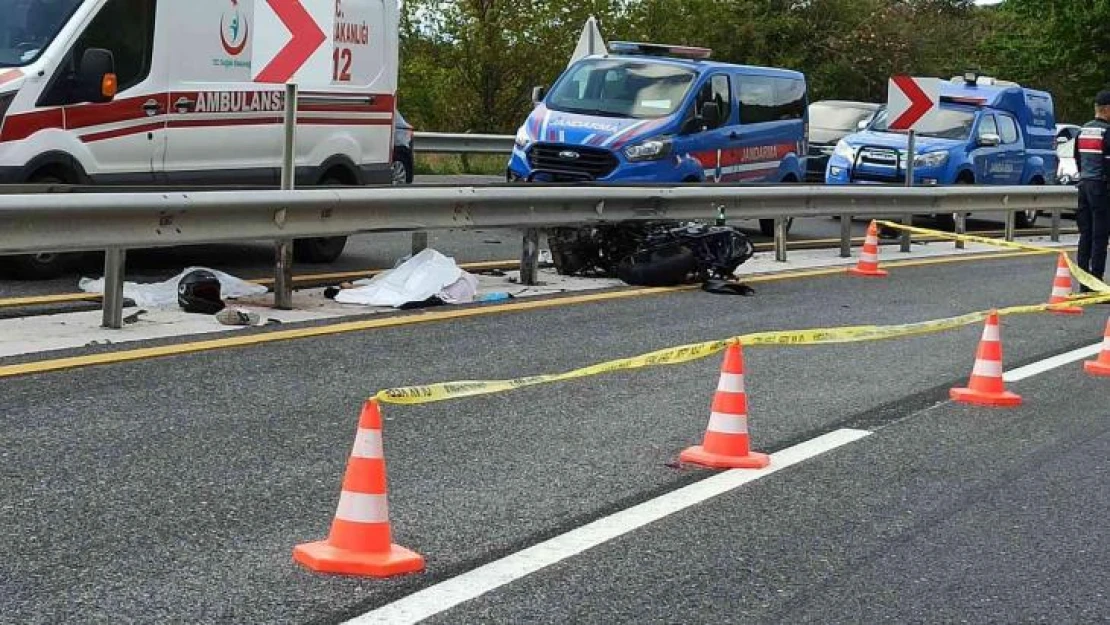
[624, 139, 672, 161]
[833, 140, 856, 161]
[514, 127, 532, 149]
[913, 151, 949, 168]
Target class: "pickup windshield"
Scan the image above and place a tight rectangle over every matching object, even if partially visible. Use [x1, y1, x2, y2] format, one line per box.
[868, 105, 978, 141]
[546, 58, 695, 119]
[0, 0, 83, 67]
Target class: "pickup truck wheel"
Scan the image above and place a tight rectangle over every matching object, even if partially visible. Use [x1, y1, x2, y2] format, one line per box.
[4, 174, 80, 279]
[935, 176, 974, 231]
[759, 218, 793, 237]
[935, 213, 957, 231]
[1015, 177, 1043, 228]
[1015, 208, 1039, 229]
[293, 175, 349, 264]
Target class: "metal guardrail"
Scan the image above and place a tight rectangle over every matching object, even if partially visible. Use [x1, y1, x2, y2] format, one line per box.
[0, 183, 1079, 328]
[413, 132, 515, 155]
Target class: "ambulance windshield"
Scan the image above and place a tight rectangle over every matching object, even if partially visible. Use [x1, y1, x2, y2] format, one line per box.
[546, 58, 696, 119]
[0, 0, 84, 67]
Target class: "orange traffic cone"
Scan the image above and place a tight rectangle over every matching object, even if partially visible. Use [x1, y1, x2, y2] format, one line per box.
[293, 400, 425, 578]
[1084, 316, 1110, 377]
[1047, 253, 1083, 315]
[848, 221, 889, 278]
[950, 311, 1022, 407]
[680, 342, 770, 469]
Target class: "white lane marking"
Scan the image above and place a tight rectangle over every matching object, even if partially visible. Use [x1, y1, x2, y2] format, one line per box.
[346, 428, 872, 625]
[1003, 342, 1104, 382]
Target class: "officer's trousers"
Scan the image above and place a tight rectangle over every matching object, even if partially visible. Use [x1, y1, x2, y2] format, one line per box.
[1077, 180, 1110, 286]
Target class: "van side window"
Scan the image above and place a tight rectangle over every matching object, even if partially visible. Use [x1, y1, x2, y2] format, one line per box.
[41, 0, 156, 105]
[694, 74, 731, 129]
[978, 114, 998, 139]
[997, 115, 1020, 144]
[739, 76, 806, 124]
[774, 78, 807, 120]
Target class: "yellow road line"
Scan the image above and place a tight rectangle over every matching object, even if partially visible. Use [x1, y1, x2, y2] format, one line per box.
[0, 292, 102, 307]
[0, 246, 1076, 380]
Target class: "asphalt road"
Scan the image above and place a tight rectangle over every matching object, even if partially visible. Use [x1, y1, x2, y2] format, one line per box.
[436, 365, 1110, 624]
[1, 251, 1107, 624]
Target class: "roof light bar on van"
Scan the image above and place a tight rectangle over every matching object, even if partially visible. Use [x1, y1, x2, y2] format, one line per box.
[608, 41, 713, 60]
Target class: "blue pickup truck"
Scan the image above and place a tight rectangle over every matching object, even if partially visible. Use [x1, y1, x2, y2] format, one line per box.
[825, 74, 1058, 229]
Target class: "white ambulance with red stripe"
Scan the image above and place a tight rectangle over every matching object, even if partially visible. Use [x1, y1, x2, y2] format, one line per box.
[0, 0, 399, 277]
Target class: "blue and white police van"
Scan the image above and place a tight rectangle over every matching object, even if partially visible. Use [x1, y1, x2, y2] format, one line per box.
[825, 73, 1058, 229]
[507, 41, 808, 236]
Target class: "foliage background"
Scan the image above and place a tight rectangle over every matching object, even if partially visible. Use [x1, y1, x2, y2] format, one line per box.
[398, 0, 1109, 133]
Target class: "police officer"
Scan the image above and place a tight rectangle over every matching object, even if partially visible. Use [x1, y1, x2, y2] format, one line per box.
[1073, 90, 1110, 291]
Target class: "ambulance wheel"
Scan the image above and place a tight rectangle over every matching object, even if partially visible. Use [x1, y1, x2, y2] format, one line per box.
[4, 174, 79, 279]
[293, 173, 351, 263]
[759, 218, 793, 238]
[293, 236, 348, 264]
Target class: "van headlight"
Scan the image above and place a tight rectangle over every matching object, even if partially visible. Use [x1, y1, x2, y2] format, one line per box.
[514, 127, 532, 149]
[624, 139, 672, 161]
[833, 140, 856, 161]
[913, 151, 948, 168]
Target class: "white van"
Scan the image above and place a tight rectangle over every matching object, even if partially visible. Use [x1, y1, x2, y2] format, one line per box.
[0, 0, 400, 277]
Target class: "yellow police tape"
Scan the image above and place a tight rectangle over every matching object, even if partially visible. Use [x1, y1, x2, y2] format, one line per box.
[375, 294, 1110, 406]
[374, 221, 1110, 406]
[874, 220, 1110, 294]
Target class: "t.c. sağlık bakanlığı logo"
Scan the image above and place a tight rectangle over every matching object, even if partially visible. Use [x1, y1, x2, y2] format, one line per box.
[220, 0, 249, 56]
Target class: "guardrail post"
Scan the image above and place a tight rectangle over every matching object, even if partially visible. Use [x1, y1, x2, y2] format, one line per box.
[1004, 210, 1016, 242]
[411, 232, 428, 256]
[902, 131, 915, 254]
[774, 217, 788, 262]
[520, 228, 540, 285]
[102, 248, 126, 329]
[1051, 207, 1061, 242]
[955, 212, 966, 249]
[839, 214, 852, 258]
[900, 216, 912, 253]
[274, 82, 298, 311]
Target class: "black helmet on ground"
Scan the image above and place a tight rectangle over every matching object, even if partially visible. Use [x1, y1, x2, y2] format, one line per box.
[177, 269, 225, 314]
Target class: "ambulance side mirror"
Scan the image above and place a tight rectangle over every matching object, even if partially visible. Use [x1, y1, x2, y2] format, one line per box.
[76, 48, 117, 104]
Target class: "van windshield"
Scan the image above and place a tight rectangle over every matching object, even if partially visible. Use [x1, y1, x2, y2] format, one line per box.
[0, 0, 84, 67]
[868, 105, 978, 140]
[546, 58, 696, 119]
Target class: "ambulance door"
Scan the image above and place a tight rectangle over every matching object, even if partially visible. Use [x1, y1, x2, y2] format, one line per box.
[297, 0, 397, 183]
[39, 0, 167, 183]
[161, 0, 282, 186]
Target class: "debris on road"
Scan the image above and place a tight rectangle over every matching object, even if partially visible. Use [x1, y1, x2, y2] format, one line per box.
[78, 266, 267, 308]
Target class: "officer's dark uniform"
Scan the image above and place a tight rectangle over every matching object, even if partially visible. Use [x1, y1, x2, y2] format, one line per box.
[1073, 91, 1110, 288]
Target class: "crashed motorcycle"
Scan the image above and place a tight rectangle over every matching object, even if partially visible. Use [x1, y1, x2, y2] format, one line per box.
[547, 221, 756, 287]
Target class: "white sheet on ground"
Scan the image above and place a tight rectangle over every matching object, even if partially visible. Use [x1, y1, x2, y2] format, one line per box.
[78, 267, 268, 308]
[335, 249, 478, 307]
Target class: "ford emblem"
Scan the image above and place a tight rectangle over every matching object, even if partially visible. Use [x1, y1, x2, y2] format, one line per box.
[558, 150, 580, 160]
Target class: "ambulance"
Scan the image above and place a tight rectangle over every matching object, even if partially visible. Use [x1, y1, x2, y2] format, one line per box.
[0, 0, 400, 277]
